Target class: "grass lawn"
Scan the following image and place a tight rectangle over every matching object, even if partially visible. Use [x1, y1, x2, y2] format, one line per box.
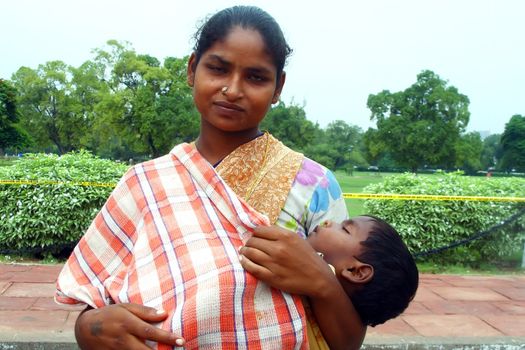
[334, 170, 395, 217]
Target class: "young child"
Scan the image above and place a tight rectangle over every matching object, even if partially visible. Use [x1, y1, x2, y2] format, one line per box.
[305, 214, 419, 348]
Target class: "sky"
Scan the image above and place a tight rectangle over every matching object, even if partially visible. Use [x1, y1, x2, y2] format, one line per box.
[2, 0, 524, 135]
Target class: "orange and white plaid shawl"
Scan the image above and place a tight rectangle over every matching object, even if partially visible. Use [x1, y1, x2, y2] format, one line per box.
[56, 143, 307, 349]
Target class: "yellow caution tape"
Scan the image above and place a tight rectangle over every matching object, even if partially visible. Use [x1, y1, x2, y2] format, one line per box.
[343, 193, 525, 202]
[1, 180, 524, 202]
[0, 179, 116, 188]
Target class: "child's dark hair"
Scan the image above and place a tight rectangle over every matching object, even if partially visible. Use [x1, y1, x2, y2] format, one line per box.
[350, 215, 419, 327]
[192, 6, 292, 84]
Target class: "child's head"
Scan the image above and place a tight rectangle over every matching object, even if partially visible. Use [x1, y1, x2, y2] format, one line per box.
[191, 6, 292, 84]
[307, 215, 419, 327]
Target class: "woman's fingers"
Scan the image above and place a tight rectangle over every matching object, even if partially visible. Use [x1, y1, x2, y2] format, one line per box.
[75, 304, 184, 349]
[120, 304, 185, 347]
[238, 252, 273, 281]
[121, 303, 168, 322]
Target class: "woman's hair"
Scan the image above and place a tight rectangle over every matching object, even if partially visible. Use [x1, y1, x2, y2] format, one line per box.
[350, 215, 419, 327]
[192, 6, 292, 82]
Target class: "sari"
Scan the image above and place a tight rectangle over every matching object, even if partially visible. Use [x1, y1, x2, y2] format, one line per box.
[56, 133, 345, 349]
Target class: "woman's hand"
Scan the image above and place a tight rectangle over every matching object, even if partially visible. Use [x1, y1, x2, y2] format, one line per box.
[75, 303, 185, 350]
[239, 225, 365, 350]
[238, 225, 336, 297]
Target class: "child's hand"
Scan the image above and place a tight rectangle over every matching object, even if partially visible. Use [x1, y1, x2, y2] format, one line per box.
[238, 225, 338, 298]
[75, 303, 185, 349]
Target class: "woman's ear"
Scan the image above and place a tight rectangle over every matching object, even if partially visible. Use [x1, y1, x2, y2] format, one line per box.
[272, 71, 286, 104]
[341, 262, 374, 285]
[187, 52, 197, 87]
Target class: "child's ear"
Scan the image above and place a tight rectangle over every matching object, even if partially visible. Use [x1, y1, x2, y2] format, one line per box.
[341, 262, 374, 285]
[187, 52, 197, 87]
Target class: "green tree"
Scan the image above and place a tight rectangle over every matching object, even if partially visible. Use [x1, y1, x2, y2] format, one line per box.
[12, 61, 89, 154]
[91, 41, 198, 158]
[480, 134, 501, 170]
[362, 127, 385, 166]
[367, 70, 470, 173]
[499, 114, 525, 172]
[261, 101, 317, 151]
[454, 132, 482, 174]
[304, 120, 366, 171]
[0, 79, 30, 155]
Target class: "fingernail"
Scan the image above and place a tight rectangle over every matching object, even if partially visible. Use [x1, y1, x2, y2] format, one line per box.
[238, 255, 243, 262]
[156, 309, 165, 315]
[176, 338, 184, 346]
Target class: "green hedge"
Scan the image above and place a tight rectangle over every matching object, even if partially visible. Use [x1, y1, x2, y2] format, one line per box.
[0, 151, 128, 255]
[363, 172, 525, 266]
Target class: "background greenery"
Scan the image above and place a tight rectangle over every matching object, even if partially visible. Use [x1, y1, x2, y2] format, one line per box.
[1, 154, 523, 272]
[0, 152, 128, 255]
[1, 40, 524, 175]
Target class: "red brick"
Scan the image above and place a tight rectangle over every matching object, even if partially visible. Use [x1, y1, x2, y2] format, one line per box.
[403, 314, 503, 337]
[64, 311, 82, 330]
[422, 300, 503, 315]
[366, 317, 419, 337]
[0, 296, 36, 310]
[403, 302, 431, 315]
[440, 275, 518, 288]
[493, 301, 525, 315]
[0, 310, 69, 331]
[31, 297, 85, 311]
[412, 288, 444, 302]
[491, 287, 525, 301]
[0, 281, 11, 294]
[9, 267, 60, 283]
[431, 286, 509, 301]
[3, 282, 56, 298]
[481, 315, 525, 336]
[0, 264, 32, 273]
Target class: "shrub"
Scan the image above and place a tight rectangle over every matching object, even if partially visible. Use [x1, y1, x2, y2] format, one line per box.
[0, 151, 128, 256]
[363, 172, 525, 266]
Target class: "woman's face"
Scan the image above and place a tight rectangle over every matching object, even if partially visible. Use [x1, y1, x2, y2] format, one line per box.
[187, 26, 285, 133]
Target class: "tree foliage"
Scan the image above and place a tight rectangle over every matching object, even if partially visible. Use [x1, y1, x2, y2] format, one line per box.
[454, 132, 483, 174]
[0, 79, 30, 154]
[367, 70, 470, 172]
[260, 101, 317, 151]
[6, 46, 505, 174]
[480, 134, 501, 170]
[499, 114, 525, 172]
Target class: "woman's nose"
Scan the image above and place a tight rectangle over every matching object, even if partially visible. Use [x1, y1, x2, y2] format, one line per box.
[224, 74, 243, 99]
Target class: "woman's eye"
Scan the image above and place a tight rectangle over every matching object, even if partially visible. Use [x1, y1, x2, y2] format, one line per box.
[248, 74, 266, 82]
[207, 65, 225, 73]
[342, 226, 351, 234]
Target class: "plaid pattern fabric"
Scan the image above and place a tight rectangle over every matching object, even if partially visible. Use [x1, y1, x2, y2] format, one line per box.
[56, 143, 307, 349]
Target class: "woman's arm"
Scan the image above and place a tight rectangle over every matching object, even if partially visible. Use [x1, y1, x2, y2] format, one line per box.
[74, 304, 184, 349]
[239, 226, 366, 350]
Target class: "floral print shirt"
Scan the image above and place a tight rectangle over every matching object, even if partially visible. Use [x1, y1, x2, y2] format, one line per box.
[276, 157, 349, 238]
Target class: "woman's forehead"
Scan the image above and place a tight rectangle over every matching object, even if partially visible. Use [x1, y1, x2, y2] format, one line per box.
[203, 27, 275, 67]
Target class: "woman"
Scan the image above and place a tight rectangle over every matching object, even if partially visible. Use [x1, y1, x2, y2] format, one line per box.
[56, 6, 365, 349]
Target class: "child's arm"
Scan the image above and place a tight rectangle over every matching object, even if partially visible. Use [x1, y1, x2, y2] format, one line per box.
[239, 226, 365, 350]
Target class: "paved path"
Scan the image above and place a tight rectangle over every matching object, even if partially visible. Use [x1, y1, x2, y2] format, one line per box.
[0, 263, 524, 349]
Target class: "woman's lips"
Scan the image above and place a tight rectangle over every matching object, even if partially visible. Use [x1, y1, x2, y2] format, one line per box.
[214, 100, 244, 112]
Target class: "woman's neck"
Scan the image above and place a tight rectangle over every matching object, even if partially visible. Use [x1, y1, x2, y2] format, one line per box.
[195, 126, 262, 165]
